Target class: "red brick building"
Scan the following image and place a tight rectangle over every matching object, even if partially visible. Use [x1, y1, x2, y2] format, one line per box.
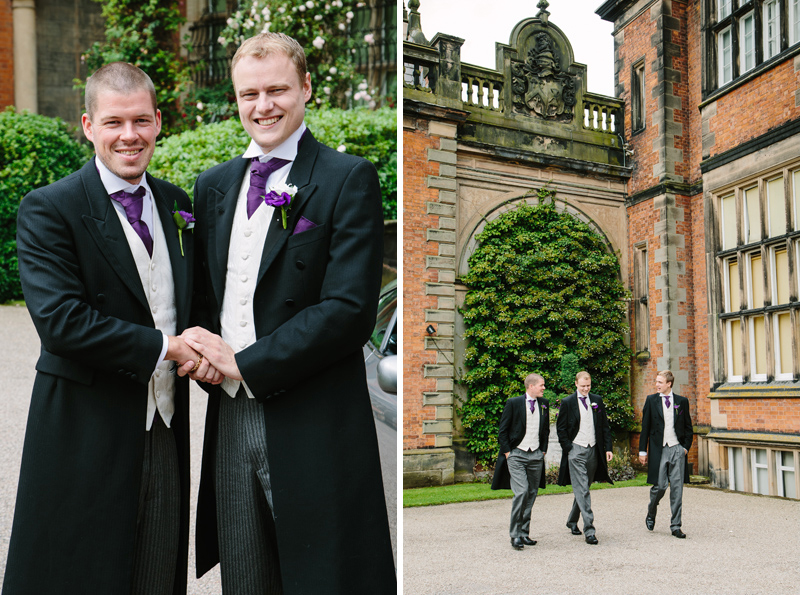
[600, 0, 800, 497]
[403, 0, 800, 498]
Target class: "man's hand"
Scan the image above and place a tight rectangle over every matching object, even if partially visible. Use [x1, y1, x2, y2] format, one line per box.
[182, 327, 243, 381]
[606, 451, 613, 462]
[167, 335, 224, 385]
[504, 451, 510, 459]
[639, 454, 648, 465]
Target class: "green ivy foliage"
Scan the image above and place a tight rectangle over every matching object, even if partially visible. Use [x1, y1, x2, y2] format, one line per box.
[77, 0, 191, 136]
[149, 107, 397, 219]
[459, 191, 635, 467]
[0, 108, 93, 302]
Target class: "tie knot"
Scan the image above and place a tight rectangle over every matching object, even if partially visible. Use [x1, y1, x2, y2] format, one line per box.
[110, 187, 146, 219]
[579, 395, 588, 409]
[250, 157, 291, 187]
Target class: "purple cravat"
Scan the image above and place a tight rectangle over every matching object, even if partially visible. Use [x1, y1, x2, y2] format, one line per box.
[663, 394, 671, 409]
[579, 395, 588, 410]
[528, 399, 536, 414]
[247, 157, 291, 219]
[110, 187, 152, 256]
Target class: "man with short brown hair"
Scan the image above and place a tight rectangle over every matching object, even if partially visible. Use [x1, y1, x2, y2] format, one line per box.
[4, 62, 216, 595]
[556, 370, 614, 544]
[639, 370, 694, 538]
[184, 32, 394, 593]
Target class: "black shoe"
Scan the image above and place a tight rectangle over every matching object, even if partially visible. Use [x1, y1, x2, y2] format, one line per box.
[645, 515, 655, 531]
[567, 523, 582, 535]
[585, 534, 599, 545]
[672, 529, 686, 539]
[520, 536, 537, 546]
[511, 537, 524, 550]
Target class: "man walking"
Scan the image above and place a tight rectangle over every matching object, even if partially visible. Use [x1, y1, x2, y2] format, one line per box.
[183, 33, 395, 593]
[639, 369, 694, 538]
[491, 374, 550, 550]
[556, 371, 613, 545]
[3, 62, 215, 594]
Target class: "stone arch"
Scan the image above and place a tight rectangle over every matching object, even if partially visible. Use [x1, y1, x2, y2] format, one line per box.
[457, 190, 617, 278]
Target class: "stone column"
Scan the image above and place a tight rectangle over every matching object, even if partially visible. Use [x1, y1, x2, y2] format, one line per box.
[13, 0, 37, 113]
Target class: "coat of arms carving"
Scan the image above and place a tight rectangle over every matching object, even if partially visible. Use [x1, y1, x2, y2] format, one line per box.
[511, 32, 577, 120]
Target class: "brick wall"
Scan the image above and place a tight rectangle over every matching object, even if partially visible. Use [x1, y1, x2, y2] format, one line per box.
[715, 399, 800, 433]
[706, 57, 800, 159]
[402, 122, 440, 450]
[0, 0, 13, 107]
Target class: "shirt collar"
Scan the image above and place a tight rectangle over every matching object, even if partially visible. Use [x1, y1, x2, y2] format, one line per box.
[242, 121, 307, 162]
[96, 156, 151, 198]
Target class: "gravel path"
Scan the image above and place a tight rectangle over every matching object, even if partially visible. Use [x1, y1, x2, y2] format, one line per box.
[404, 484, 800, 594]
[0, 305, 396, 592]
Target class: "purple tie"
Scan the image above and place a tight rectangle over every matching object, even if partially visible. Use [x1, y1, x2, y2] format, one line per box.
[528, 399, 536, 414]
[663, 395, 671, 408]
[579, 396, 588, 410]
[247, 157, 291, 218]
[110, 187, 152, 256]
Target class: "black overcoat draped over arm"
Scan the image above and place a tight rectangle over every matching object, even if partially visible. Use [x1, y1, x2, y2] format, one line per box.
[192, 131, 396, 594]
[3, 159, 193, 595]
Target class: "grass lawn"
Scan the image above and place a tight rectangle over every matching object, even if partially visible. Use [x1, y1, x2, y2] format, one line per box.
[404, 473, 648, 507]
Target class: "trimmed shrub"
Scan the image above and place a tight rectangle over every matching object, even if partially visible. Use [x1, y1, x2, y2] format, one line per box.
[149, 106, 397, 219]
[0, 108, 92, 302]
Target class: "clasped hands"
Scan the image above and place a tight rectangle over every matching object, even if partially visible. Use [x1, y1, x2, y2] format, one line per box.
[168, 327, 242, 385]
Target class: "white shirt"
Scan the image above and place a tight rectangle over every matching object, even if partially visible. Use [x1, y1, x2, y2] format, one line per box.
[95, 158, 169, 368]
[573, 391, 596, 448]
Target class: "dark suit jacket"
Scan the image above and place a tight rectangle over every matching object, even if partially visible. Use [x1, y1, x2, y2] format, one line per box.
[3, 158, 192, 595]
[640, 392, 694, 484]
[192, 131, 395, 593]
[490, 395, 550, 490]
[556, 392, 613, 486]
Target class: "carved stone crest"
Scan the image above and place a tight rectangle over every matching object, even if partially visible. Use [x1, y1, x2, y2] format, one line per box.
[511, 32, 576, 120]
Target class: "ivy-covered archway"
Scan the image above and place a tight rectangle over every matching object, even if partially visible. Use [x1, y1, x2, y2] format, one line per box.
[459, 189, 634, 467]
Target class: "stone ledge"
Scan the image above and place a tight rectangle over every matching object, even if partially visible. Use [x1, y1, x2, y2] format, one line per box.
[403, 448, 456, 488]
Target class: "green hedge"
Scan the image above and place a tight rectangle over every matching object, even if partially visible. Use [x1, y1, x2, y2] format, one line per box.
[149, 107, 397, 219]
[0, 108, 92, 302]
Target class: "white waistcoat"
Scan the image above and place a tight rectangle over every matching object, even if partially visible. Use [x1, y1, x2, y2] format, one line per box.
[115, 204, 177, 430]
[219, 181, 275, 399]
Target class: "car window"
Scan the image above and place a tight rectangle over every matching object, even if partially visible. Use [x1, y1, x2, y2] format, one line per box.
[370, 287, 397, 351]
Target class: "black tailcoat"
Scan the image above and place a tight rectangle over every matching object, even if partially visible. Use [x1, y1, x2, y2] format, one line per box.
[556, 392, 613, 486]
[490, 395, 550, 490]
[3, 159, 192, 594]
[640, 392, 694, 484]
[191, 131, 395, 593]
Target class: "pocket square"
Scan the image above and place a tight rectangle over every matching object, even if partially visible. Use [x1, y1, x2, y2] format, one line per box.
[293, 216, 317, 235]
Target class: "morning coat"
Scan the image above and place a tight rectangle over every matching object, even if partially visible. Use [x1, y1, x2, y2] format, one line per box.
[639, 392, 694, 484]
[556, 392, 613, 486]
[3, 159, 192, 594]
[491, 394, 551, 490]
[191, 130, 396, 593]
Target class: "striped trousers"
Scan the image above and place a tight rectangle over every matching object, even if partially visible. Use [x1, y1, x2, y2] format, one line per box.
[216, 389, 283, 594]
[131, 413, 180, 595]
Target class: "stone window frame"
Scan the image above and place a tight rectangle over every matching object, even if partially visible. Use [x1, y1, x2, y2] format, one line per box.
[631, 59, 646, 133]
[633, 241, 650, 353]
[714, 163, 800, 384]
[726, 442, 800, 496]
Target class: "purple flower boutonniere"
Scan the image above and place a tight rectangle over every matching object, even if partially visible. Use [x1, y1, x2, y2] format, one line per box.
[675, 406, 681, 415]
[591, 402, 599, 410]
[540, 402, 547, 410]
[264, 182, 298, 229]
[171, 203, 195, 257]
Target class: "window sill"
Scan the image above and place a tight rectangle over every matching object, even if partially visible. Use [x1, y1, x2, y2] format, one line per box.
[710, 381, 800, 398]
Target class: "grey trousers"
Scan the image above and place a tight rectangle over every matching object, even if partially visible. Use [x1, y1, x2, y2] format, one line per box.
[216, 390, 283, 595]
[131, 414, 180, 595]
[566, 443, 598, 537]
[507, 448, 544, 539]
[649, 443, 685, 530]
